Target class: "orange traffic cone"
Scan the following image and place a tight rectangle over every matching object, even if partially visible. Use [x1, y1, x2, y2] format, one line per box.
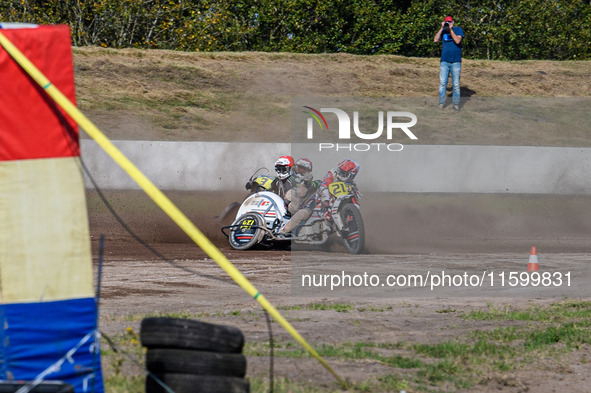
[527, 246, 539, 272]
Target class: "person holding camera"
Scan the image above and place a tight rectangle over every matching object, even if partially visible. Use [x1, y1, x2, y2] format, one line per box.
[434, 15, 464, 111]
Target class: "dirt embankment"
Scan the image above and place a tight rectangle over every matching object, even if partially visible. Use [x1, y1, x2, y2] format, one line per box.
[73, 48, 591, 145]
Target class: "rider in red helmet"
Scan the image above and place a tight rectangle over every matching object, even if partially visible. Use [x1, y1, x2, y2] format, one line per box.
[318, 158, 360, 206]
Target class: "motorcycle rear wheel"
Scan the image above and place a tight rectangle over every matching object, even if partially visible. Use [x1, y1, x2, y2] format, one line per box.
[228, 213, 265, 250]
[339, 204, 365, 254]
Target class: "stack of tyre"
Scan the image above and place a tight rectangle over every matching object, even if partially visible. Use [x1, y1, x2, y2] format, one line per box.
[140, 317, 249, 393]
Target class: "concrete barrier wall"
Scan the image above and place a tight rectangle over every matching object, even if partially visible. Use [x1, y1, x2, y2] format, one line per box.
[81, 140, 289, 191]
[81, 140, 591, 194]
[297, 144, 591, 194]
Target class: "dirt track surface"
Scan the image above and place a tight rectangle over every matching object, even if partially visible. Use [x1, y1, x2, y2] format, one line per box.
[90, 190, 591, 392]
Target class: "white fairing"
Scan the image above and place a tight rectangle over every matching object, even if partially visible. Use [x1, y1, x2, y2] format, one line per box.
[236, 191, 288, 230]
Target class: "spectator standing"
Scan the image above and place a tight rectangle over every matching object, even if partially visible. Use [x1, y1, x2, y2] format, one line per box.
[434, 15, 464, 111]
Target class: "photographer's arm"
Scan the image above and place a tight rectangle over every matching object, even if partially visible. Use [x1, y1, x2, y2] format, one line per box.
[434, 22, 444, 42]
[448, 22, 462, 44]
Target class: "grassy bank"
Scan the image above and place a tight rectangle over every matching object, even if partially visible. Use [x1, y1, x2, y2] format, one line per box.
[100, 299, 591, 392]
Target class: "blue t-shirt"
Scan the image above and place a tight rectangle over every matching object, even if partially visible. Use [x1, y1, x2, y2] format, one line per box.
[441, 26, 464, 63]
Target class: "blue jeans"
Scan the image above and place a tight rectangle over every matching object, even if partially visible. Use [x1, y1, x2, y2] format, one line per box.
[439, 61, 461, 106]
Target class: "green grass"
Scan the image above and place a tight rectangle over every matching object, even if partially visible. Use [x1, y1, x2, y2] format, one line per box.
[463, 299, 591, 322]
[110, 310, 212, 322]
[101, 327, 145, 393]
[280, 302, 355, 313]
[106, 309, 266, 323]
[279, 302, 394, 313]
[103, 375, 144, 393]
[102, 299, 591, 392]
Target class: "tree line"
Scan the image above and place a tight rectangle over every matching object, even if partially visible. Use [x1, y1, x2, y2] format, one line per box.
[1, 0, 590, 60]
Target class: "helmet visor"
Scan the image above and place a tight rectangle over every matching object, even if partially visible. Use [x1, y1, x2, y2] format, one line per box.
[295, 165, 310, 175]
[275, 165, 290, 175]
[337, 168, 353, 181]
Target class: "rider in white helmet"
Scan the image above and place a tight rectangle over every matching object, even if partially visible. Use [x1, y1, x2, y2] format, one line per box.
[270, 155, 295, 199]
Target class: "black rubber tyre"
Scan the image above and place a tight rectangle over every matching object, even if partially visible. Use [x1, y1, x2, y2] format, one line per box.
[228, 213, 265, 250]
[146, 373, 249, 393]
[146, 348, 247, 377]
[0, 381, 74, 393]
[141, 317, 244, 353]
[339, 204, 365, 254]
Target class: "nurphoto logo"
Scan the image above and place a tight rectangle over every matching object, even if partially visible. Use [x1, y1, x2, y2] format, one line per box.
[303, 106, 417, 152]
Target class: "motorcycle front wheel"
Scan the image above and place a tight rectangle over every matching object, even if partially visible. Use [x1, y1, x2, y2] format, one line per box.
[228, 213, 265, 250]
[339, 204, 365, 254]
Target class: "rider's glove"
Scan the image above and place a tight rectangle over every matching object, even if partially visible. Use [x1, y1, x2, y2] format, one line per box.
[245, 181, 252, 190]
[320, 200, 330, 211]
